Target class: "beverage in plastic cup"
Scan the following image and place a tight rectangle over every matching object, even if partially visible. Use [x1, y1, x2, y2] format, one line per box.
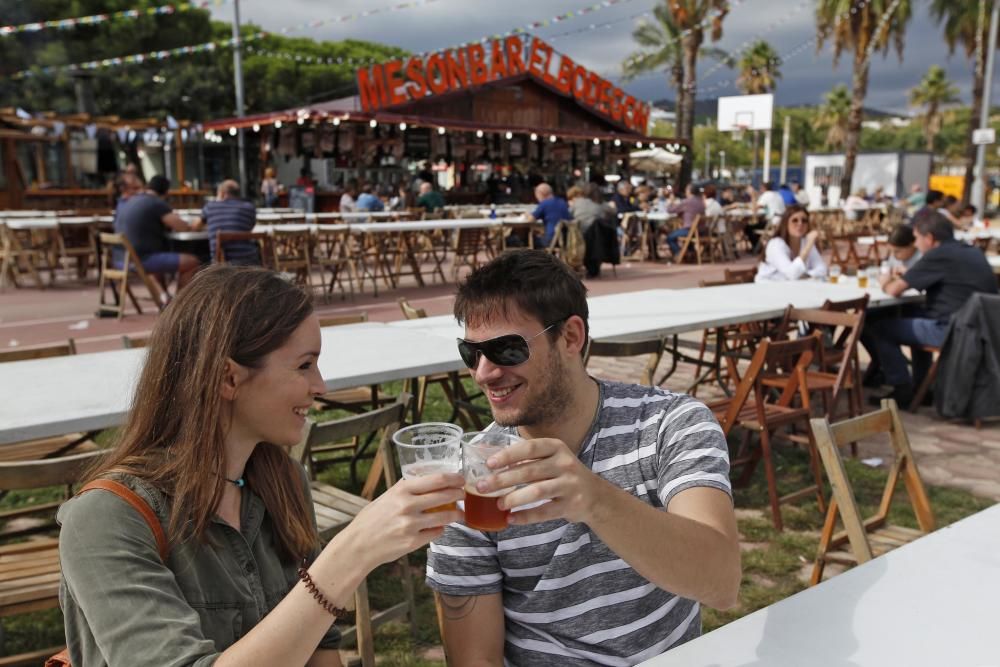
[462, 431, 521, 531]
[393, 423, 463, 512]
[829, 265, 842, 284]
[857, 272, 868, 288]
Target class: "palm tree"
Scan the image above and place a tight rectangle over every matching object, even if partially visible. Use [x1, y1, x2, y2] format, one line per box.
[814, 84, 852, 150]
[736, 40, 781, 94]
[909, 65, 960, 152]
[816, 0, 913, 193]
[931, 0, 989, 204]
[622, 3, 728, 141]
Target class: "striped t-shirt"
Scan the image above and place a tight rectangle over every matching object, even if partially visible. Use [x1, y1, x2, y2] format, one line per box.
[426, 380, 732, 666]
[202, 199, 259, 265]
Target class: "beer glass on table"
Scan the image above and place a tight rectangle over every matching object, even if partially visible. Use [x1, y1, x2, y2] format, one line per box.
[462, 431, 521, 531]
[393, 423, 463, 513]
[829, 264, 842, 284]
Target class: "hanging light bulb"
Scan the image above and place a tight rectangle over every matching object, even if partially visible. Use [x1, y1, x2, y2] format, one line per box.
[549, 135, 557, 143]
[614, 138, 621, 146]
[229, 127, 237, 136]
[636, 141, 643, 148]
[505, 131, 513, 140]
[369, 119, 378, 128]
[476, 130, 484, 138]
[399, 122, 407, 131]
[530, 133, 538, 141]
[333, 117, 341, 126]
[274, 120, 283, 128]
[297, 117, 305, 125]
[438, 126, 446, 135]
[252, 123, 260, 132]
[593, 138, 600, 145]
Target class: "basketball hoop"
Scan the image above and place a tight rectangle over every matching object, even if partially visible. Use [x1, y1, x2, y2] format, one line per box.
[732, 124, 748, 142]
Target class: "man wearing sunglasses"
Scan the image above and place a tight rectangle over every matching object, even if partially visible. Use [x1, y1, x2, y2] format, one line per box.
[426, 250, 740, 666]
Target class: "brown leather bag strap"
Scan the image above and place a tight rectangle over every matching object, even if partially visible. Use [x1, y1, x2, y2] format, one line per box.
[78, 479, 169, 562]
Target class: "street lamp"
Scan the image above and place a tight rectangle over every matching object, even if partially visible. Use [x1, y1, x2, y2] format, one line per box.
[719, 150, 726, 177]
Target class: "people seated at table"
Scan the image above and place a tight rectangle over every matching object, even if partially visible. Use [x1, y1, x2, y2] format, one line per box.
[751, 181, 784, 249]
[779, 183, 797, 207]
[115, 175, 200, 289]
[755, 205, 827, 282]
[912, 188, 944, 220]
[194, 179, 259, 266]
[427, 250, 740, 665]
[790, 180, 810, 207]
[885, 224, 922, 274]
[354, 183, 384, 212]
[666, 183, 707, 260]
[959, 204, 979, 228]
[390, 182, 413, 211]
[905, 184, 926, 214]
[863, 210, 999, 405]
[940, 195, 962, 228]
[339, 180, 358, 213]
[57, 266, 464, 667]
[703, 183, 724, 224]
[571, 183, 618, 278]
[527, 182, 570, 247]
[611, 179, 639, 216]
[416, 181, 445, 213]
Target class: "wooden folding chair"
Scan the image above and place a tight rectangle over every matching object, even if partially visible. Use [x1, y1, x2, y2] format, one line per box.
[451, 226, 486, 281]
[97, 233, 169, 319]
[313, 313, 388, 417]
[55, 220, 98, 280]
[0, 450, 107, 664]
[271, 228, 316, 291]
[695, 217, 725, 264]
[619, 212, 645, 260]
[397, 297, 427, 320]
[707, 334, 828, 531]
[724, 266, 758, 283]
[585, 338, 665, 386]
[0, 222, 45, 290]
[674, 216, 704, 265]
[313, 227, 356, 301]
[0, 340, 76, 363]
[290, 395, 416, 667]
[121, 334, 149, 349]
[808, 399, 935, 585]
[214, 230, 270, 267]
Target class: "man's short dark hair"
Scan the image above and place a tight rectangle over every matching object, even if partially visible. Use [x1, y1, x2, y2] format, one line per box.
[223, 181, 240, 198]
[912, 209, 954, 242]
[147, 175, 170, 196]
[764, 181, 776, 191]
[925, 189, 944, 206]
[888, 224, 915, 248]
[454, 250, 589, 350]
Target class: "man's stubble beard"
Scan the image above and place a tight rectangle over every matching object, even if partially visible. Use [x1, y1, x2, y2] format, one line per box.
[492, 351, 573, 428]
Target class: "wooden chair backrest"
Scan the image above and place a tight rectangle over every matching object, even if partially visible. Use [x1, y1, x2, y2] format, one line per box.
[699, 277, 743, 287]
[398, 297, 427, 320]
[295, 394, 411, 500]
[98, 232, 167, 306]
[215, 230, 270, 265]
[783, 307, 865, 406]
[724, 266, 757, 283]
[454, 226, 486, 255]
[0, 339, 76, 363]
[319, 313, 368, 327]
[585, 338, 665, 386]
[0, 450, 106, 490]
[809, 399, 935, 565]
[121, 334, 148, 349]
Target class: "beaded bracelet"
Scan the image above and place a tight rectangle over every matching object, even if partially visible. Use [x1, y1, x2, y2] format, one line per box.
[297, 560, 349, 619]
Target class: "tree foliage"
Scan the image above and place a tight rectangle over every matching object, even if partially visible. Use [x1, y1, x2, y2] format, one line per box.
[815, 84, 852, 150]
[736, 40, 781, 95]
[909, 65, 960, 151]
[0, 0, 406, 121]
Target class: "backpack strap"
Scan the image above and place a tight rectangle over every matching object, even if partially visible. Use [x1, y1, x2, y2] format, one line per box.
[78, 479, 169, 562]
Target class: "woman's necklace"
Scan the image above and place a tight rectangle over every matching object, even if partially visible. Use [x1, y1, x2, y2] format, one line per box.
[222, 475, 245, 488]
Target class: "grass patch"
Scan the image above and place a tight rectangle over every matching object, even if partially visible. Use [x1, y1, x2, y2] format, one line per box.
[1, 386, 994, 664]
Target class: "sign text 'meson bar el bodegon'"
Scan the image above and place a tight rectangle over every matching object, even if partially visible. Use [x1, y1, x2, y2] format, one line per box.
[356, 35, 651, 136]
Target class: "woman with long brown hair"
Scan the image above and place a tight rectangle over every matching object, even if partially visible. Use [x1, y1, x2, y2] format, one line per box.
[755, 205, 827, 281]
[56, 266, 464, 666]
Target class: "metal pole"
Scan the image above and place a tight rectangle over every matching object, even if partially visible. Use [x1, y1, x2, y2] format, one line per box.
[719, 150, 726, 177]
[763, 129, 772, 184]
[973, 0, 1000, 215]
[705, 141, 711, 179]
[779, 115, 791, 184]
[231, 0, 247, 197]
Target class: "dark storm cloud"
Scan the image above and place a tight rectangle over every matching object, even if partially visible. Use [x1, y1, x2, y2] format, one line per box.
[212, 0, 986, 114]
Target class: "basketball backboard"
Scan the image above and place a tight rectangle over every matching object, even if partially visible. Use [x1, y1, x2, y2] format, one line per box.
[717, 94, 774, 132]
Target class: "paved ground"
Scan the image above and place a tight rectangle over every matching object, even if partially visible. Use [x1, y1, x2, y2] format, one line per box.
[2, 254, 998, 501]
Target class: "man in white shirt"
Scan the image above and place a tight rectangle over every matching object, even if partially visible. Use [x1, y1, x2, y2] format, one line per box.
[339, 180, 358, 213]
[754, 181, 786, 226]
[791, 180, 809, 207]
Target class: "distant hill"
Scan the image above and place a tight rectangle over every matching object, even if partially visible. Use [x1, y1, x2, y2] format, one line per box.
[651, 98, 905, 122]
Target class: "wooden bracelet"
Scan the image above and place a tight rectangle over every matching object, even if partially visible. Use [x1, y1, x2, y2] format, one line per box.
[297, 560, 349, 619]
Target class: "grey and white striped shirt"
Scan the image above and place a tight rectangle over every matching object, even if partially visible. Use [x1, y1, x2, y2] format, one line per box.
[426, 380, 732, 666]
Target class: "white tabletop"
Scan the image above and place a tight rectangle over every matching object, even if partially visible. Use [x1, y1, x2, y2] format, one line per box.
[392, 282, 918, 342]
[988, 255, 1000, 273]
[638, 503, 1000, 667]
[0, 322, 465, 445]
[3, 218, 58, 230]
[349, 218, 531, 233]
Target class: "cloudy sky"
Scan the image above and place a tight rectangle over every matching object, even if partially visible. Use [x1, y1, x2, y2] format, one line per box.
[211, 0, 983, 115]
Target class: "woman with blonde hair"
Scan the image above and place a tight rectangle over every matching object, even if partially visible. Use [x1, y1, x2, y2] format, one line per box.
[57, 266, 463, 666]
[261, 166, 279, 207]
[756, 205, 827, 281]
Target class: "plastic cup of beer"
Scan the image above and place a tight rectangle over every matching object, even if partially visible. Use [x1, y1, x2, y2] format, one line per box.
[857, 270, 869, 288]
[392, 423, 463, 513]
[462, 431, 522, 531]
[829, 264, 842, 284]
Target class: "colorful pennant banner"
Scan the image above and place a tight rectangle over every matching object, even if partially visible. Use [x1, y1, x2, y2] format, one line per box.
[0, 1, 231, 36]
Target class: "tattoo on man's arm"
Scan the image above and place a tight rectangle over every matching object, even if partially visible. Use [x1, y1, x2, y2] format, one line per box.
[439, 594, 478, 620]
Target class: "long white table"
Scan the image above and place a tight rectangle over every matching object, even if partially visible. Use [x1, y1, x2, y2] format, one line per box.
[0, 322, 465, 446]
[638, 502, 1000, 666]
[169, 217, 535, 242]
[391, 282, 918, 342]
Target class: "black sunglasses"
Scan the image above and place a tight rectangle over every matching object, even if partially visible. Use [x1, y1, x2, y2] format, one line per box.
[457, 320, 565, 370]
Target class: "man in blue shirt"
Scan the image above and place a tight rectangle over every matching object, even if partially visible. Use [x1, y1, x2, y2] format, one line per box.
[194, 179, 259, 265]
[355, 183, 385, 212]
[528, 182, 570, 247]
